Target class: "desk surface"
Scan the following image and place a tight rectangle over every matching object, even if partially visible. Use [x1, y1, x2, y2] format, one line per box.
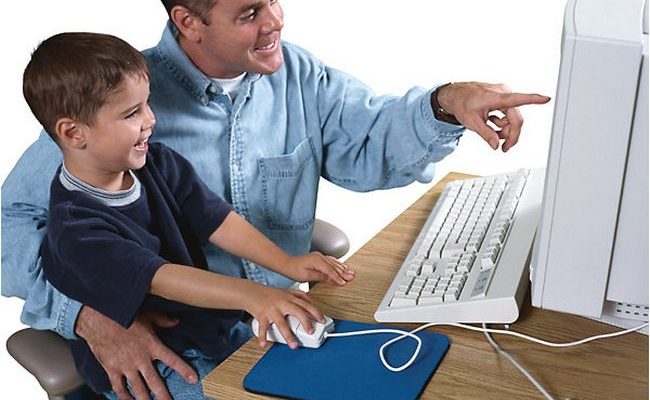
[203, 172, 649, 400]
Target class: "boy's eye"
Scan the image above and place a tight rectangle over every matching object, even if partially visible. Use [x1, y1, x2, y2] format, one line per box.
[125, 108, 139, 119]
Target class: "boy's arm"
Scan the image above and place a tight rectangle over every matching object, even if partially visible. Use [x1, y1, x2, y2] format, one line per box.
[208, 212, 354, 285]
[151, 144, 353, 285]
[150, 262, 324, 349]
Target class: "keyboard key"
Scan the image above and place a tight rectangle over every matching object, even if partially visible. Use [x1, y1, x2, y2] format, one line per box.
[444, 291, 459, 302]
[419, 295, 444, 305]
[421, 260, 436, 275]
[390, 296, 417, 307]
[441, 243, 466, 257]
[471, 269, 495, 298]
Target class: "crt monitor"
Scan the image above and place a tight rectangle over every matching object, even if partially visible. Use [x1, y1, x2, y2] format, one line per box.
[530, 0, 649, 331]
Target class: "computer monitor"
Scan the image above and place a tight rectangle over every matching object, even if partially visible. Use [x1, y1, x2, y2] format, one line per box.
[530, 0, 649, 331]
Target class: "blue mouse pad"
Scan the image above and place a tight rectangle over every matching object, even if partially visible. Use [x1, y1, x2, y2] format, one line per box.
[243, 319, 450, 400]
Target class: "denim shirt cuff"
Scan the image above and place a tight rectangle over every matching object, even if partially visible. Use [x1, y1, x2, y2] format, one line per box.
[56, 296, 83, 340]
[420, 86, 465, 142]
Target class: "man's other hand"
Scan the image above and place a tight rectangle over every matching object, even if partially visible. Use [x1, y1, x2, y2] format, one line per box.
[75, 306, 197, 400]
[435, 82, 551, 152]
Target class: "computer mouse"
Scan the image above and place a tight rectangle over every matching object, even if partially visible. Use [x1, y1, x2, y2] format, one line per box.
[251, 315, 335, 348]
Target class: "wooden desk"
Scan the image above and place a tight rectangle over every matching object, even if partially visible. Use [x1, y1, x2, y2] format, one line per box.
[204, 172, 649, 400]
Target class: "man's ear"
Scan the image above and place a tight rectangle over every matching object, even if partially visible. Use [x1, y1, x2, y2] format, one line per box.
[170, 6, 203, 43]
[54, 117, 86, 149]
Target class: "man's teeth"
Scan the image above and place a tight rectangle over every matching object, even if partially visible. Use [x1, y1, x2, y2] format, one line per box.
[135, 138, 148, 148]
[257, 41, 275, 50]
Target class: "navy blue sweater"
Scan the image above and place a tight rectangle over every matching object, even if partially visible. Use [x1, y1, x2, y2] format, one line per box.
[42, 143, 242, 393]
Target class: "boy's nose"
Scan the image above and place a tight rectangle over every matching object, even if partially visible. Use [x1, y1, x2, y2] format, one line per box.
[143, 106, 156, 130]
[143, 118, 156, 131]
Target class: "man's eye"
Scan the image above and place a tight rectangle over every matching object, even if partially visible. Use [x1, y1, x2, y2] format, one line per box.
[241, 9, 256, 21]
[125, 109, 138, 119]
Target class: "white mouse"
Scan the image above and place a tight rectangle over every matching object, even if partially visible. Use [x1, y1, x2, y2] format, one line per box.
[251, 315, 335, 348]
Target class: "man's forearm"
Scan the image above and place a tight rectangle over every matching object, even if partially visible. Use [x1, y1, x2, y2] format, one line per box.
[20, 277, 83, 340]
[1, 131, 72, 336]
[2, 205, 82, 339]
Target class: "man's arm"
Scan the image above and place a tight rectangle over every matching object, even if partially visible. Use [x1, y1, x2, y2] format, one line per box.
[75, 307, 197, 400]
[311, 62, 465, 192]
[434, 82, 550, 152]
[0, 132, 82, 338]
[302, 49, 548, 191]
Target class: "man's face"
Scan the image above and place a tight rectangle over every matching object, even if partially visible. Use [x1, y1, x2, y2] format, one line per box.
[193, 0, 284, 77]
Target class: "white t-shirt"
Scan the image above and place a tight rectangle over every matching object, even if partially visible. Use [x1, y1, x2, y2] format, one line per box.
[211, 72, 246, 101]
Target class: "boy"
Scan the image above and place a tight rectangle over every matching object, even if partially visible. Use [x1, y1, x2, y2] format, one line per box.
[23, 32, 354, 399]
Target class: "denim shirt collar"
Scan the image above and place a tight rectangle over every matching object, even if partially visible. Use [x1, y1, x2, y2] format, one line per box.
[155, 21, 261, 106]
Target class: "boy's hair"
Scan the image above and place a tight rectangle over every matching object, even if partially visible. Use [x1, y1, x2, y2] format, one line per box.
[23, 32, 148, 141]
[160, 0, 218, 24]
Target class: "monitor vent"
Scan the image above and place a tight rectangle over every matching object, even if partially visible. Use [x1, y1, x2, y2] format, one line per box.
[612, 302, 649, 321]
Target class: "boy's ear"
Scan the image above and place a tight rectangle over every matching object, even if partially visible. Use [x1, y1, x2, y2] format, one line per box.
[170, 5, 203, 43]
[54, 117, 86, 149]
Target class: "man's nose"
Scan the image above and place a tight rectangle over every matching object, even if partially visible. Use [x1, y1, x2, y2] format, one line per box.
[262, 5, 284, 34]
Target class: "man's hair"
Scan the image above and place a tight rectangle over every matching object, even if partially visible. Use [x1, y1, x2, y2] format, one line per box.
[160, 0, 218, 24]
[23, 32, 148, 141]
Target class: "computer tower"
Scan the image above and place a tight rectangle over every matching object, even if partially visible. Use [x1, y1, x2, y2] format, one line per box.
[530, 0, 649, 330]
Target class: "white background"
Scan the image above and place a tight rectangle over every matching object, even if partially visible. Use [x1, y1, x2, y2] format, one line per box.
[0, 1, 566, 398]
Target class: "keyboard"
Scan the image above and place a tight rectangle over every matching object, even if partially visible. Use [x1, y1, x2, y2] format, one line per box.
[374, 169, 545, 324]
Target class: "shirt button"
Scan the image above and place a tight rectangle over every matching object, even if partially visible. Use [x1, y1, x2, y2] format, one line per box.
[200, 95, 209, 103]
[208, 85, 217, 94]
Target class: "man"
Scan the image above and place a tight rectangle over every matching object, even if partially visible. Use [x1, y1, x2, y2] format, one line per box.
[1, 1, 549, 399]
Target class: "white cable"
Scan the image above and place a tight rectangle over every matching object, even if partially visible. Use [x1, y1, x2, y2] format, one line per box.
[481, 323, 555, 400]
[403, 321, 648, 400]
[321, 321, 648, 379]
[405, 322, 649, 347]
[326, 329, 422, 372]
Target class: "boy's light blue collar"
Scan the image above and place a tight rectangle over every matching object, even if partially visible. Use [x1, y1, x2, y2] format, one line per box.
[59, 163, 141, 207]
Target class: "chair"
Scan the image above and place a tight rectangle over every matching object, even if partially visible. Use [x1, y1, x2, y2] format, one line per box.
[6, 219, 349, 399]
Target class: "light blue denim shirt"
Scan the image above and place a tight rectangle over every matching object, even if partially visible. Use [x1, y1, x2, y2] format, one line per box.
[1, 22, 464, 339]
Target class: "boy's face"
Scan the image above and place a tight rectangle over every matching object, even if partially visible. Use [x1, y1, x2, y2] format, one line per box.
[192, 0, 284, 77]
[80, 75, 154, 173]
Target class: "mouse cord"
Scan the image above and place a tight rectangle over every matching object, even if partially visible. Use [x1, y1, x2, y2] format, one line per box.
[400, 321, 648, 399]
[325, 329, 422, 372]
[408, 321, 648, 347]
[325, 320, 647, 386]
[481, 323, 555, 400]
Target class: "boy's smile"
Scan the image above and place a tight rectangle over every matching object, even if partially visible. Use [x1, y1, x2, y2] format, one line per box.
[134, 133, 151, 153]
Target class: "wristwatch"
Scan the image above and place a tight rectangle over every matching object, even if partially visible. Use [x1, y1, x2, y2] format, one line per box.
[431, 83, 461, 125]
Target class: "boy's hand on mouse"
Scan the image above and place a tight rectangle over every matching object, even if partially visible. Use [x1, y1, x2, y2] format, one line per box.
[284, 252, 355, 285]
[245, 286, 324, 349]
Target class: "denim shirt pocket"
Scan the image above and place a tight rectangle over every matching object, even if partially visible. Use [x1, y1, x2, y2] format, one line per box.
[258, 138, 318, 231]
